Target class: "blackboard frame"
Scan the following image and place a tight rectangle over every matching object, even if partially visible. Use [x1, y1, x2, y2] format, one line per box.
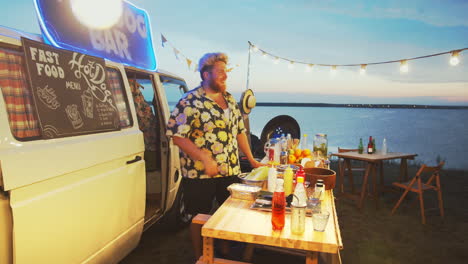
[21, 37, 121, 139]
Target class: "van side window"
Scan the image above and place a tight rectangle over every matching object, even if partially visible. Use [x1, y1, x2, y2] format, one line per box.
[107, 68, 132, 128]
[159, 75, 188, 109]
[0, 48, 41, 139]
[0, 47, 132, 140]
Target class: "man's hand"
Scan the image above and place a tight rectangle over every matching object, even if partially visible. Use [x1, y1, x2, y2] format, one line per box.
[250, 159, 266, 168]
[202, 156, 219, 176]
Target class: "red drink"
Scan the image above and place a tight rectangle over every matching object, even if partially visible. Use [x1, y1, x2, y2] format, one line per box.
[271, 190, 285, 230]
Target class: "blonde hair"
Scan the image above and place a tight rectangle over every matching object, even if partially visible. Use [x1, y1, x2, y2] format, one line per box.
[198, 52, 228, 80]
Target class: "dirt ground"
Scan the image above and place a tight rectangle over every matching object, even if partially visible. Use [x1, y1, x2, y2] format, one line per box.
[121, 162, 468, 264]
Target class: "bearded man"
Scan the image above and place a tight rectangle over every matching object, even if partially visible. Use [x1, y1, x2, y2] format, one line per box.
[166, 52, 262, 215]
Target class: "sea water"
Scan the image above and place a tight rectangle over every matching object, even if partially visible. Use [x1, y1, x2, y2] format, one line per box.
[249, 106, 468, 170]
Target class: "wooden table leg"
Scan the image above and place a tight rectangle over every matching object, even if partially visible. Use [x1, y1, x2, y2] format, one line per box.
[202, 237, 214, 264]
[345, 159, 354, 193]
[306, 251, 318, 264]
[358, 163, 371, 209]
[372, 163, 379, 209]
[401, 158, 408, 182]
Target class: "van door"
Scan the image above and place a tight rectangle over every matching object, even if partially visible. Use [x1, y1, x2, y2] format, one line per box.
[125, 69, 168, 227]
[0, 44, 145, 264]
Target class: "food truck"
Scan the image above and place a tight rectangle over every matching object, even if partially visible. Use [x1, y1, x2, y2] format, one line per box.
[0, 1, 191, 263]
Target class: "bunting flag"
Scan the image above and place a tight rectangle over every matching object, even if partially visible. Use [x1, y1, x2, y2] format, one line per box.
[186, 58, 192, 70]
[161, 34, 167, 47]
[173, 48, 180, 60]
[159, 33, 242, 73]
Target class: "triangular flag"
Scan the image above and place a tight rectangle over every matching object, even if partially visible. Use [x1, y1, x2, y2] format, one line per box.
[186, 58, 192, 70]
[161, 34, 167, 47]
[173, 48, 180, 60]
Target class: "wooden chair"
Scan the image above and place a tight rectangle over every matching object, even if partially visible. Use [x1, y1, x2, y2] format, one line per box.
[337, 147, 366, 193]
[391, 162, 445, 224]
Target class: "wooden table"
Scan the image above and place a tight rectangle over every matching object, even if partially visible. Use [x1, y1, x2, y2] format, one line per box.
[198, 190, 343, 264]
[332, 152, 417, 209]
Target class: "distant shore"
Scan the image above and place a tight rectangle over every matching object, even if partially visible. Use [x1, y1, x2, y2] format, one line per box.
[255, 102, 468, 109]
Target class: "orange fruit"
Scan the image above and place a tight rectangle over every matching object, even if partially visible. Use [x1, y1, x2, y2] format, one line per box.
[302, 148, 311, 157]
[288, 155, 296, 164]
[294, 149, 302, 158]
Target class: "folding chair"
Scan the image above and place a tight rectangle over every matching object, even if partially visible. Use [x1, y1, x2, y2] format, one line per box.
[391, 162, 445, 224]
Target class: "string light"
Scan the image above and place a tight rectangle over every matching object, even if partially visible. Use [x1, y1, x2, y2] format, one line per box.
[247, 41, 467, 74]
[274, 57, 280, 64]
[360, 64, 367, 75]
[450, 50, 460, 66]
[306, 64, 314, 72]
[288, 61, 295, 69]
[252, 45, 259, 52]
[331, 65, 337, 75]
[400, 60, 409, 73]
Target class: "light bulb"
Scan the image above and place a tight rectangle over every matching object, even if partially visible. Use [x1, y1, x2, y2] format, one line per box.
[71, 0, 123, 29]
[306, 64, 314, 72]
[450, 51, 460, 66]
[288, 61, 294, 69]
[274, 57, 280, 64]
[360, 64, 367, 75]
[261, 51, 267, 58]
[251, 45, 259, 52]
[330, 65, 337, 75]
[400, 60, 409, 73]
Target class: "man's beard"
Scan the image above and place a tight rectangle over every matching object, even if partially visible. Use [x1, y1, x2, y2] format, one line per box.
[208, 79, 226, 93]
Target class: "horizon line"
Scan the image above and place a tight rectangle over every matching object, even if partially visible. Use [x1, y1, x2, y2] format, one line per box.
[255, 102, 468, 109]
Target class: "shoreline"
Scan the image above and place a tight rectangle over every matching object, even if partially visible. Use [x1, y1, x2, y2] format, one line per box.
[255, 102, 468, 109]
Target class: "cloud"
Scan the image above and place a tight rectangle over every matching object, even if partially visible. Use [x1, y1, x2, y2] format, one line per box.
[282, 0, 468, 27]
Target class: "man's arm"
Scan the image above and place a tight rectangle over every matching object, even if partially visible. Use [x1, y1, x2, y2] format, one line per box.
[237, 132, 264, 168]
[172, 136, 218, 176]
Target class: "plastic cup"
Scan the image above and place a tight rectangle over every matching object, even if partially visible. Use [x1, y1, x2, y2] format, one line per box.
[312, 211, 330, 232]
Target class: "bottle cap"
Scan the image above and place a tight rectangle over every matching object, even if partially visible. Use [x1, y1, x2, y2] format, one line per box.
[295, 166, 305, 178]
[316, 182, 324, 187]
[317, 179, 324, 183]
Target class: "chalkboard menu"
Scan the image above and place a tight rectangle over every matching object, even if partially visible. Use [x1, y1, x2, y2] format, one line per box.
[21, 37, 120, 139]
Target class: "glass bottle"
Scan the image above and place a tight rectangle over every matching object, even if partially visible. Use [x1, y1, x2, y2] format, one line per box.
[358, 138, 364, 154]
[283, 166, 294, 196]
[272, 179, 285, 231]
[291, 177, 307, 234]
[313, 134, 328, 158]
[267, 165, 277, 192]
[367, 136, 374, 154]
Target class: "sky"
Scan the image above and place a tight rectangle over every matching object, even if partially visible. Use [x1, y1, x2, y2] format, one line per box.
[1, 0, 467, 105]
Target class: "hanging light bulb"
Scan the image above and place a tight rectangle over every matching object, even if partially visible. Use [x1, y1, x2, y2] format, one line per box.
[288, 61, 295, 69]
[400, 60, 409, 73]
[360, 64, 367, 75]
[251, 45, 259, 52]
[450, 50, 460, 66]
[306, 64, 314, 72]
[261, 51, 267, 59]
[274, 57, 280, 64]
[330, 65, 337, 75]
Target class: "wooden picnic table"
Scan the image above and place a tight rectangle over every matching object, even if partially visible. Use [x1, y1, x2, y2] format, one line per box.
[332, 151, 417, 209]
[197, 190, 343, 264]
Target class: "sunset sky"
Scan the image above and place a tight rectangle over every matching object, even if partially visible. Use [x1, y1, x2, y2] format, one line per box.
[1, 0, 467, 105]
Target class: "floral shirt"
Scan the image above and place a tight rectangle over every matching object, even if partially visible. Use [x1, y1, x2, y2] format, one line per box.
[166, 86, 246, 179]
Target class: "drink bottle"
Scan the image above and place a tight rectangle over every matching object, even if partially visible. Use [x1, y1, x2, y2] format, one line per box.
[291, 176, 307, 234]
[367, 136, 374, 154]
[272, 179, 285, 231]
[358, 138, 364, 154]
[283, 166, 294, 196]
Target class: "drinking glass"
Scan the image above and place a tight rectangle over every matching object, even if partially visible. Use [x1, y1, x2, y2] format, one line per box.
[312, 211, 330, 232]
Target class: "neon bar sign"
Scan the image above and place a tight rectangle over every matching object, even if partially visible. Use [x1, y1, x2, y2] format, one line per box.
[33, 0, 157, 71]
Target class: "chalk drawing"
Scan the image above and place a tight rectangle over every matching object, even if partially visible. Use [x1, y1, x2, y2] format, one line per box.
[37, 85, 60, 109]
[65, 104, 84, 129]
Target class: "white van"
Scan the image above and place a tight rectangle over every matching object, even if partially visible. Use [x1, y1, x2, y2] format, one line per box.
[0, 2, 190, 263]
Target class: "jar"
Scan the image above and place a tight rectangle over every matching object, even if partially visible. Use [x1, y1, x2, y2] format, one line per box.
[313, 134, 328, 158]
